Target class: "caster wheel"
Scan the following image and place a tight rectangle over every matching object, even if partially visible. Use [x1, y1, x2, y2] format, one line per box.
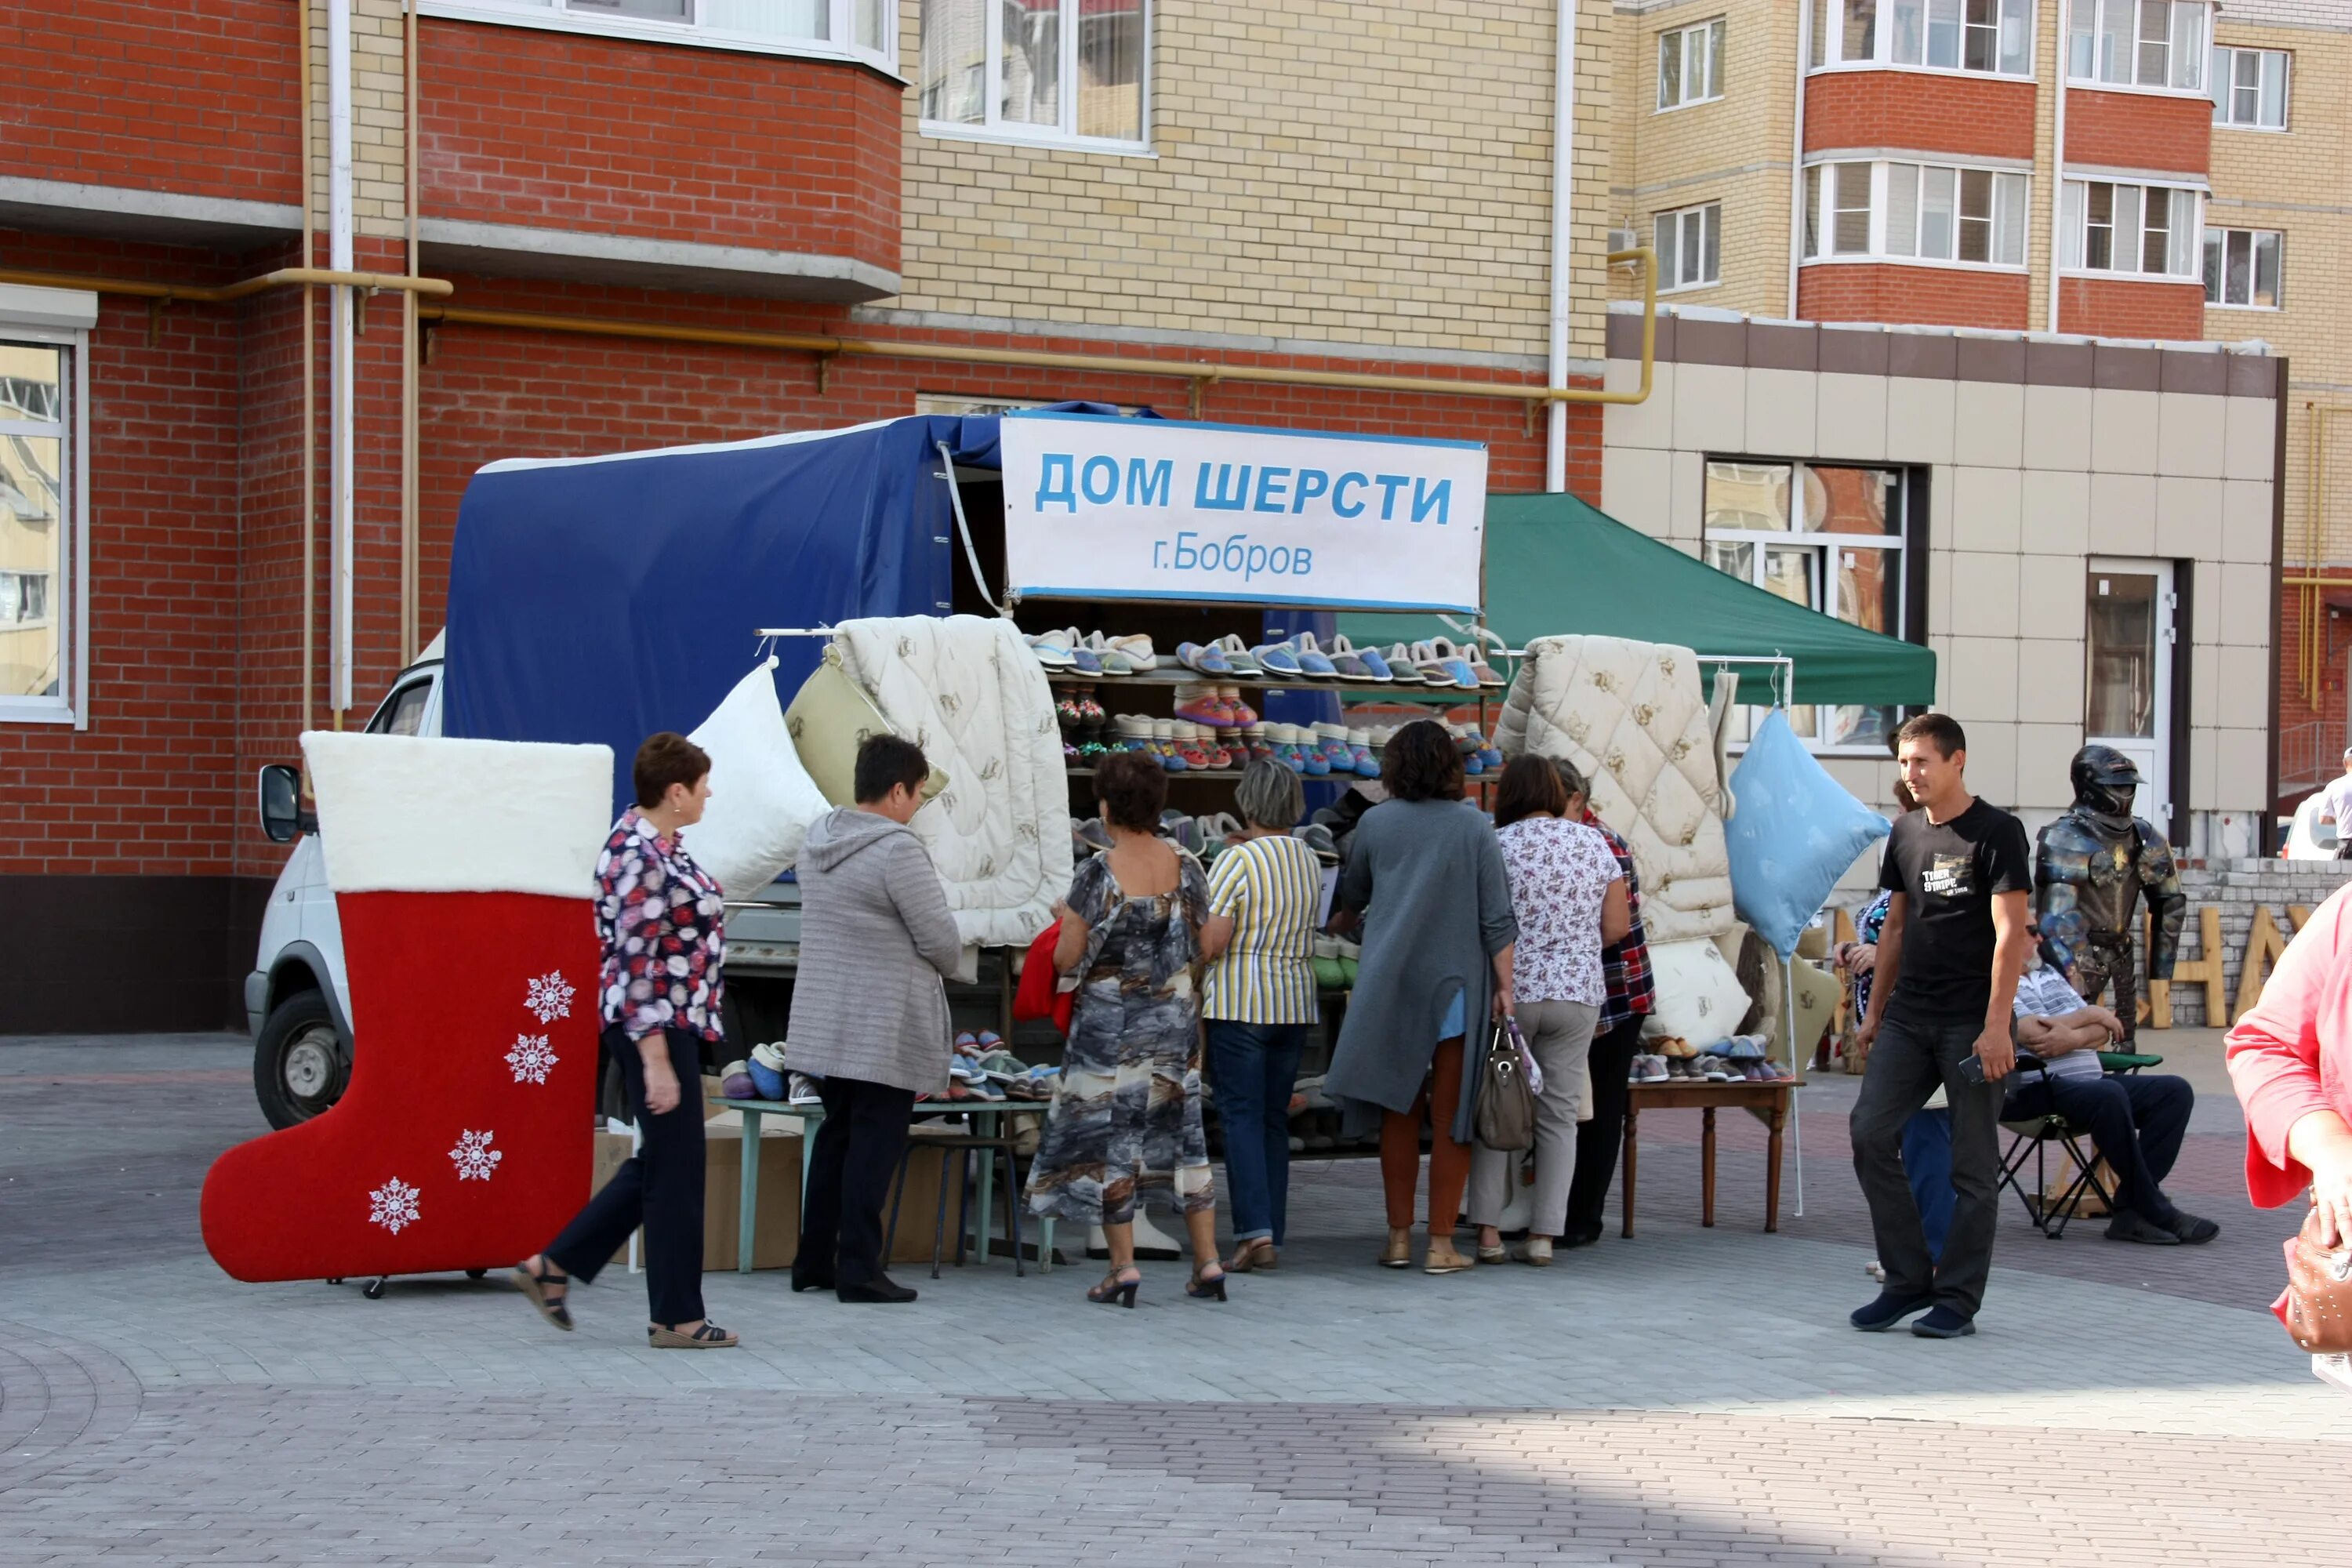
[364, 1278, 387, 1300]
[466, 1269, 488, 1280]
[326, 1277, 344, 1286]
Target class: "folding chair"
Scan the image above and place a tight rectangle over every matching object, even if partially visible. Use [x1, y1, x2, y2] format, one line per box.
[1996, 1051, 2117, 1240]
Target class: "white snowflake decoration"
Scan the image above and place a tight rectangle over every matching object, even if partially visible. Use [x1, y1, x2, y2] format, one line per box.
[368, 1178, 421, 1235]
[448, 1129, 502, 1182]
[524, 971, 575, 1024]
[506, 1033, 558, 1085]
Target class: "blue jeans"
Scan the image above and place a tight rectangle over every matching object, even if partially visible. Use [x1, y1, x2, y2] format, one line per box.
[1205, 1020, 1308, 1246]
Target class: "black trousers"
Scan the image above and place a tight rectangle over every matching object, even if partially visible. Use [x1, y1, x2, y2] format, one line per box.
[1850, 1011, 2005, 1319]
[800, 1074, 916, 1287]
[546, 1025, 707, 1328]
[2002, 1071, 2194, 1226]
[1563, 1014, 1646, 1240]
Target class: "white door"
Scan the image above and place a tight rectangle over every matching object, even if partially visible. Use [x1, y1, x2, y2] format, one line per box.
[2084, 559, 2176, 837]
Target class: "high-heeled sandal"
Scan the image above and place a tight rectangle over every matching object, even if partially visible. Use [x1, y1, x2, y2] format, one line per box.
[1185, 1265, 1228, 1302]
[1224, 1239, 1277, 1272]
[1087, 1266, 1141, 1308]
[514, 1258, 572, 1331]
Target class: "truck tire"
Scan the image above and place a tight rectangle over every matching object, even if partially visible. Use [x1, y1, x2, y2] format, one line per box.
[254, 989, 348, 1129]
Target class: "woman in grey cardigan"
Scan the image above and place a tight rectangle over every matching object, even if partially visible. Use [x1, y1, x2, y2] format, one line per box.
[784, 735, 964, 1304]
[1327, 720, 1518, 1275]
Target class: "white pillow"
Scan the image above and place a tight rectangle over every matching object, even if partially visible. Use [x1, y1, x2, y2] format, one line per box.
[1641, 937, 1755, 1048]
[679, 659, 829, 895]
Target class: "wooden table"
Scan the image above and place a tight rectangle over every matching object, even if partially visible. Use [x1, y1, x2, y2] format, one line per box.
[1620, 1076, 1794, 1236]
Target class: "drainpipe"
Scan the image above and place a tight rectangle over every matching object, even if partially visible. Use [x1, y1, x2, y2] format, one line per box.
[402, 0, 420, 667]
[1788, 1, 1809, 317]
[2046, 35, 2067, 333]
[328, 0, 354, 719]
[298, 1, 316, 735]
[1544, 0, 1577, 493]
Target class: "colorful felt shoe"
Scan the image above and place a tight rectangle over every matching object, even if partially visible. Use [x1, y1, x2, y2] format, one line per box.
[1149, 720, 1188, 771]
[1076, 631, 1138, 677]
[1345, 728, 1380, 778]
[1174, 683, 1229, 728]
[1241, 726, 1276, 766]
[1176, 641, 1233, 677]
[1416, 638, 1479, 690]
[1211, 635, 1261, 677]
[1331, 635, 1392, 682]
[1171, 723, 1214, 772]
[1106, 632, 1157, 671]
[1026, 632, 1076, 669]
[1288, 633, 1340, 680]
[1054, 628, 1103, 677]
[1252, 642, 1304, 678]
[1218, 685, 1258, 727]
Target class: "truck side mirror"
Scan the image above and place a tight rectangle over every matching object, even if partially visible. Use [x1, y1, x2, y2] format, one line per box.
[258, 764, 317, 844]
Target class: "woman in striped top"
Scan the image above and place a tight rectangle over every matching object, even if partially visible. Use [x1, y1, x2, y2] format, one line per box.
[1199, 760, 1324, 1272]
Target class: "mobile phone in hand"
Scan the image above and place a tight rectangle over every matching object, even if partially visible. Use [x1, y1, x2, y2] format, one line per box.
[1957, 1054, 1988, 1087]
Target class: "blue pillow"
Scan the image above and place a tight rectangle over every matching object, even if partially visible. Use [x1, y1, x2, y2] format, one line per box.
[1726, 709, 1891, 957]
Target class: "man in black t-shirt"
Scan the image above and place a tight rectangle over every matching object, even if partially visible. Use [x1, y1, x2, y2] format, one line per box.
[1849, 713, 2034, 1339]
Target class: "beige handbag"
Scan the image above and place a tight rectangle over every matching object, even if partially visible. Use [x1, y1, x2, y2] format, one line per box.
[783, 646, 949, 807]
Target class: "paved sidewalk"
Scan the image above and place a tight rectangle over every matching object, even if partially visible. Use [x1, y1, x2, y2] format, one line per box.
[1, 1032, 2339, 1565]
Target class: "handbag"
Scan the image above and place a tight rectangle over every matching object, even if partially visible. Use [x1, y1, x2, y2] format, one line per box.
[1011, 920, 1075, 1036]
[1474, 1016, 1537, 1153]
[2283, 1204, 2352, 1353]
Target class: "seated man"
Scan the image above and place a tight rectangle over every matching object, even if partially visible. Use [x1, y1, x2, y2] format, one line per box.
[2008, 935, 2217, 1245]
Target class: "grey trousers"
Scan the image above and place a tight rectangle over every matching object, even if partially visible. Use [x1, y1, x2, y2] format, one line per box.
[1849, 1011, 2005, 1318]
[1468, 1000, 1601, 1236]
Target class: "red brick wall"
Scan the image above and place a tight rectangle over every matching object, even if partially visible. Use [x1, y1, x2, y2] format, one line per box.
[2056, 274, 2206, 339]
[0, 1, 301, 207]
[1805, 71, 2038, 161]
[1798, 262, 2031, 330]
[2064, 88, 2212, 176]
[419, 18, 902, 276]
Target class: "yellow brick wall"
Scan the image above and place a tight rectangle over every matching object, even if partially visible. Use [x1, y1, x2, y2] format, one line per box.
[894, 0, 1613, 365]
[1606, 0, 1798, 318]
[299, 0, 412, 243]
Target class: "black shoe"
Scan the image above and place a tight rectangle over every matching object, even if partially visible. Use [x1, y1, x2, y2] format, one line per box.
[2105, 1207, 2182, 1246]
[1557, 1223, 1605, 1251]
[789, 1268, 835, 1294]
[836, 1275, 918, 1304]
[1910, 1305, 1976, 1338]
[2165, 1211, 2220, 1244]
[1849, 1290, 1934, 1331]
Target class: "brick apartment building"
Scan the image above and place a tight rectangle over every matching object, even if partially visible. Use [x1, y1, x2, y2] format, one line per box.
[0, 0, 2314, 1031]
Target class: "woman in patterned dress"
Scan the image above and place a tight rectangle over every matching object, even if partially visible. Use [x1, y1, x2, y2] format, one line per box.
[1026, 749, 1227, 1306]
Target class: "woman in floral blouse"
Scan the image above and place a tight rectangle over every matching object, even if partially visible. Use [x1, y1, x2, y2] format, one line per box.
[517, 733, 737, 1349]
[1469, 755, 1629, 1266]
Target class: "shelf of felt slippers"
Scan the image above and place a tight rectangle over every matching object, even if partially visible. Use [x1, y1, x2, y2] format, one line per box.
[1042, 668, 1504, 699]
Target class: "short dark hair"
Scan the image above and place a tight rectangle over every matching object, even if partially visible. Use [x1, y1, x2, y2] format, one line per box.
[853, 733, 930, 804]
[633, 731, 711, 809]
[1381, 718, 1465, 803]
[1548, 756, 1589, 803]
[1092, 748, 1167, 832]
[1896, 712, 1967, 760]
[1493, 754, 1568, 829]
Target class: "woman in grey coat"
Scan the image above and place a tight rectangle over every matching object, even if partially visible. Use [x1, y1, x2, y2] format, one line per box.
[784, 735, 963, 1304]
[1327, 720, 1517, 1275]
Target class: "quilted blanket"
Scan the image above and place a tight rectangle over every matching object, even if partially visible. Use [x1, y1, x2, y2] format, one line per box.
[1494, 633, 1733, 946]
[833, 615, 1073, 950]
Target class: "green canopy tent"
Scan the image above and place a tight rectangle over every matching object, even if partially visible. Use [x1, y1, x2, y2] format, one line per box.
[1339, 491, 1936, 707]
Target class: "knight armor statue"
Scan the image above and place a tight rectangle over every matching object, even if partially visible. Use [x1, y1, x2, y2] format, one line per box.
[2034, 746, 2186, 1042]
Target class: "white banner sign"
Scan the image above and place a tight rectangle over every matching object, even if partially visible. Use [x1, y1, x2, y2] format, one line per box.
[998, 412, 1486, 613]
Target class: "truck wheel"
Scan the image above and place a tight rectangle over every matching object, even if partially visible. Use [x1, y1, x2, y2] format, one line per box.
[254, 990, 347, 1129]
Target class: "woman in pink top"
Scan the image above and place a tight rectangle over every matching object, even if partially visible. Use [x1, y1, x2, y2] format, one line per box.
[2224, 882, 2352, 1292]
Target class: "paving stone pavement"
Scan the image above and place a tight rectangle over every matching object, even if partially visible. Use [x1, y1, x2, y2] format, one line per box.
[1, 1032, 2342, 1565]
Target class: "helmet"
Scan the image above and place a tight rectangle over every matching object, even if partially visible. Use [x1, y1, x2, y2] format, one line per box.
[2070, 745, 2140, 819]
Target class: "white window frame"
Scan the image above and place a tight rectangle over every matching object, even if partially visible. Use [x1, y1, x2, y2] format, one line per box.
[1657, 17, 1727, 112]
[2209, 44, 2288, 130]
[0, 322, 89, 729]
[419, 0, 898, 74]
[1800, 158, 2031, 271]
[2057, 177, 2204, 280]
[2202, 226, 2283, 310]
[919, 0, 1153, 155]
[2065, 0, 2210, 95]
[1810, 0, 2037, 78]
[1655, 201, 1723, 293]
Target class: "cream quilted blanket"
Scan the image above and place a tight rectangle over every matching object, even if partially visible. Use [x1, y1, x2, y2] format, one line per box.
[1494, 633, 1733, 945]
[833, 615, 1073, 949]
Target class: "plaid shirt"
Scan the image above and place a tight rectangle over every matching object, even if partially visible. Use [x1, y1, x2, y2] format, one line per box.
[1583, 808, 1654, 1029]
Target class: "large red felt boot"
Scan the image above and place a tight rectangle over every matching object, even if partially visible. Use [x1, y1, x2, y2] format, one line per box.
[201, 734, 614, 1284]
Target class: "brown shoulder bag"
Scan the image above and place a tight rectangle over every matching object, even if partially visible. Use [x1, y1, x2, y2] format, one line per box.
[2284, 1204, 2352, 1354]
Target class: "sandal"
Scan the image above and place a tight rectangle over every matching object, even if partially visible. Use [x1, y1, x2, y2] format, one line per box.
[1224, 1238, 1278, 1272]
[1185, 1263, 1228, 1302]
[514, 1258, 572, 1331]
[1423, 1245, 1474, 1275]
[648, 1320, 739, 1348]
[1087, 1266, 1142, 1308]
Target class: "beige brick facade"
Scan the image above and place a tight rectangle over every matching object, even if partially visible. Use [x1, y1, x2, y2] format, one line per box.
[298, 0, 412, 242]
[890, 0, 1614, 365]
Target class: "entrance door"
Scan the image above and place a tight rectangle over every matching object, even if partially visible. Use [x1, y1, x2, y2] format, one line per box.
[2084, 559, 2176, 837]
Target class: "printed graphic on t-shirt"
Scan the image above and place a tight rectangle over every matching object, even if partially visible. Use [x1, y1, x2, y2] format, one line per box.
[1921, 853, 1974, 898]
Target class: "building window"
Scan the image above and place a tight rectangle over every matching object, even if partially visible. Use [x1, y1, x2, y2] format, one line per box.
[2203, 227, 2282, 309]
[921, 0, 1148, 150]
[0, 338, 78, 724]
[2209, 45, 2288, 128]
[2059, 180, 2201, 278]
[421, 0, 895, 68]
[1704, 460, 1913, 751]
[1655, 203, 1722, 292]
[1810, 0, 2033, 76]
[1657, 18, 1726, 111]
[2067, 0, 2208, 92]
[1802, 161, 2028, 267]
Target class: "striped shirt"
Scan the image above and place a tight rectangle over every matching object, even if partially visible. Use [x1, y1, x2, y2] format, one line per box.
[1202, 834, 1324, 1025]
